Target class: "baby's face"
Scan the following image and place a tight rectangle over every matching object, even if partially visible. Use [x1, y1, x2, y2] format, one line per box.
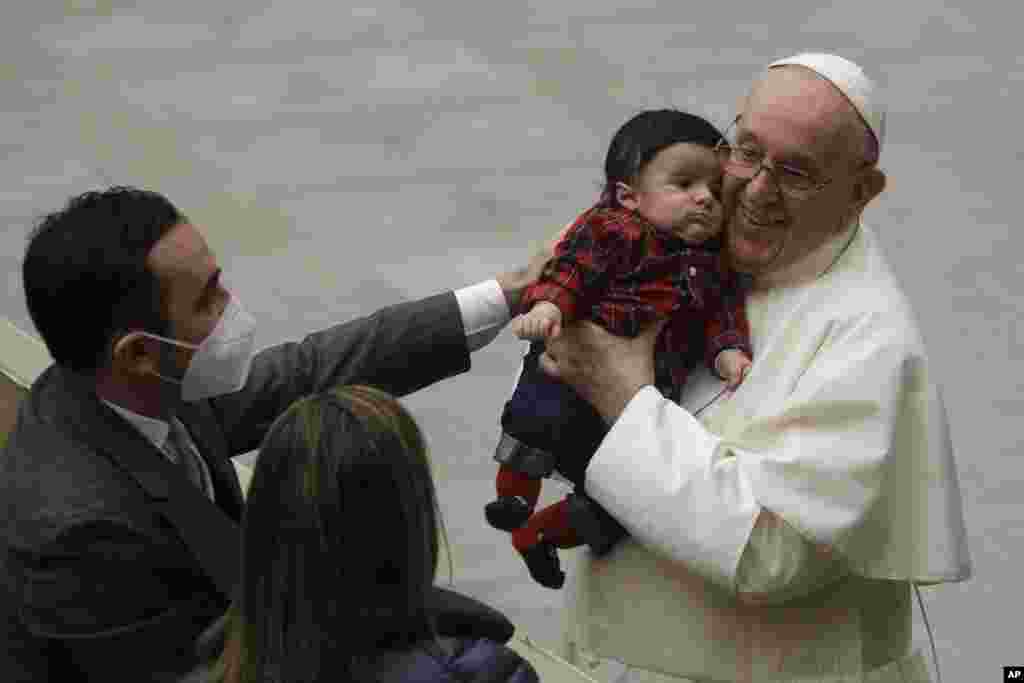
[630, 143, 724, 244]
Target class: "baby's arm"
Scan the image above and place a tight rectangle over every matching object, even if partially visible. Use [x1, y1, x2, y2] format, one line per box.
[512, 300, 564, 341]
[704, 260, 754, 389]
[515, 209, 629, 340]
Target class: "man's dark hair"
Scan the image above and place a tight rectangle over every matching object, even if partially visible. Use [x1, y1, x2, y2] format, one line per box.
[602, 109, 725, 207]
[22, 186, 186, 373]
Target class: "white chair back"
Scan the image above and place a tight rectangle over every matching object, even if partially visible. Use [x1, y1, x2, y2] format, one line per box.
[0, 318, 51, 449]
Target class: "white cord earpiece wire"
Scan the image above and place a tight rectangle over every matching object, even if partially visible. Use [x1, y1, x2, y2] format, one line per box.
[692, 384, 732, 417]
[914, 582, 942, 683]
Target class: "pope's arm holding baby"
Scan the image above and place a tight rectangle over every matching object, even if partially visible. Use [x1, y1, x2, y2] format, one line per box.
[538, 318, 887, 605]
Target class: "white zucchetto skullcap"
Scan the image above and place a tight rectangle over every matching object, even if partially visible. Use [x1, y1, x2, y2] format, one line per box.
[768, 52, 886, 154]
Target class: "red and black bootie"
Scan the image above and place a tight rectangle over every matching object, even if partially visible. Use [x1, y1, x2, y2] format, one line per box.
[518, 541, 564, 589]
[485, 496, 533, 531]
[486, 466, 542, 532]
[509, 499, 581, 589]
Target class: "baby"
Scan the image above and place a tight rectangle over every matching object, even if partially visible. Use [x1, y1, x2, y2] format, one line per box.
[488, 110, 753, 588]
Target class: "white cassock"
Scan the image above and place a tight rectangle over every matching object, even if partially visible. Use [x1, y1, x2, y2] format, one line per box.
[559, 222, 972, 683]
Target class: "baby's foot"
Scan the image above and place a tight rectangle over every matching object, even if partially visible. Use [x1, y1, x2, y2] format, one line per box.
[520, 541, 565, 589]
[485, 496, 532, 531]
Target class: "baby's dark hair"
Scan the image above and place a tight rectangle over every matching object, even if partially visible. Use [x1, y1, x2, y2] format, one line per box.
[602, 109, 724, 207]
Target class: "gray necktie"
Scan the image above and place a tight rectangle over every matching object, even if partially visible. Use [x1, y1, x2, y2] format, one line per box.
[164, 417, 214, 500]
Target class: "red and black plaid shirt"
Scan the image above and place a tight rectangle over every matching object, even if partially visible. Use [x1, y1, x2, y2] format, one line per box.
[522, 204, 752, 395]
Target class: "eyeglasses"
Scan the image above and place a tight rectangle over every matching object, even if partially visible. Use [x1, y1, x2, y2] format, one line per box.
[714, 116, 832, 200]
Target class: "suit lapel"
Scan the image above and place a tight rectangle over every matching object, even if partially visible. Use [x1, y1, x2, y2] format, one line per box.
[149, 478, 241, 598]
[52, 369, 242, 598]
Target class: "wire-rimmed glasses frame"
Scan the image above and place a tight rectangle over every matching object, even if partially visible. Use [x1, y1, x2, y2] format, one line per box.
[714, 116, 833, 201]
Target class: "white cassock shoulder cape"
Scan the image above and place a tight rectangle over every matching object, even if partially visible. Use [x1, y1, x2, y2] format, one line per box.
[568, 222, 971, 681]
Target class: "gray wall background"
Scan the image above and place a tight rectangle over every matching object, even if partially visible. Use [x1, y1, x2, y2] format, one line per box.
[2, 1, 1018, 680]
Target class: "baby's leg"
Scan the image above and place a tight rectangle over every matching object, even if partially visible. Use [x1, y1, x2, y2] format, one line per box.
[512, 499, 581, 550]
[487, 464, 544, 532]
[495, 465, 542, 508]
[500, 341, 606, 486]
[566, 491, 628, 557]
[510, 499, 581, 590]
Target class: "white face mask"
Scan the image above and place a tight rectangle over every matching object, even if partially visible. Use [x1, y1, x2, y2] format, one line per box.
[140, 294, 258, 402]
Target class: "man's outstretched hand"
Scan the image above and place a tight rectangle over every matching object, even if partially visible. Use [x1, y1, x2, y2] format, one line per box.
[495, 222, 575, 316]
[539, 318, 664, 425]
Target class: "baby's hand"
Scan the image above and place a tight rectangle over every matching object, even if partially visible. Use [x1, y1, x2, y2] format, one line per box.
[715, 349, 752, 391]
[512, 301, 563, 341]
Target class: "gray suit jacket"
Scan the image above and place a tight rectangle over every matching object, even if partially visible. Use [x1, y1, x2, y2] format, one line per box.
[1, 292, 477, 682]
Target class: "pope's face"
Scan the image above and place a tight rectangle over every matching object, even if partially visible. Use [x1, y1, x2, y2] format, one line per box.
[725, 68, 867, 276]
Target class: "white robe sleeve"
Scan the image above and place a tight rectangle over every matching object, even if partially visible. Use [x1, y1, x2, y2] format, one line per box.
[584, 310, 911, 593]
[734, 510, 849, 605]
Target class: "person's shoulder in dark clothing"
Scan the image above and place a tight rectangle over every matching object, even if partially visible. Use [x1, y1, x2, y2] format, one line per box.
[176, 636, 539, 683]
[439, 636, 538, 683]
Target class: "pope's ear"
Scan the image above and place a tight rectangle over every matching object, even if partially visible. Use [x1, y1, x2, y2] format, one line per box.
[110, 332, 158, 377]
[853, 166, 886, 208]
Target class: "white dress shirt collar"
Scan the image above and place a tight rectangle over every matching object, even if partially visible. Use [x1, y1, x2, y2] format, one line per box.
[102, 399, 172, 451]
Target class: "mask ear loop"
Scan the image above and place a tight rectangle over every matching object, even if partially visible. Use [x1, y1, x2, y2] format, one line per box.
[913, 581, 943, 683]
[113, 331, 195, 387]
[138, 331, 200, 351]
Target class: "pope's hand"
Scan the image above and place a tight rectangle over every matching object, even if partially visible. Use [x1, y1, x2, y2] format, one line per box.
[539, 318, 664, 424]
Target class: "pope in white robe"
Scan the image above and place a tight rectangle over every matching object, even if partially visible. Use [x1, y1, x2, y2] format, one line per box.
[533, 54, 972, 683]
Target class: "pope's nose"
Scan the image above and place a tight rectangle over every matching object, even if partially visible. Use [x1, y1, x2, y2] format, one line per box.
[744, 165, 782, 201]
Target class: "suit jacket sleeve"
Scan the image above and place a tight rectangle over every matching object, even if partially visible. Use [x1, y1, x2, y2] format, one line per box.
[210, 291, 471, 455]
